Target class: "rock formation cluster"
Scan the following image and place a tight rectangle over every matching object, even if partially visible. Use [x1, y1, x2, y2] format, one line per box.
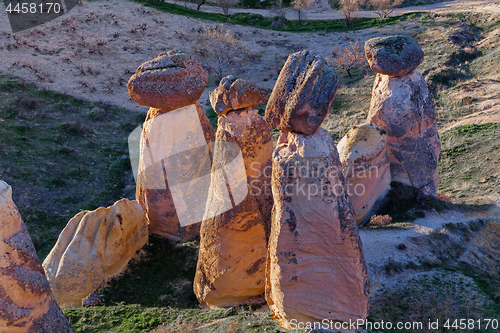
[194, 76, 273, 308]
[129, 50, 215, 241]
[264, 51, 369, 329]
[339, 35, 441, 224]
[42, 199, 148, 309]
[0, 180, 73, 332]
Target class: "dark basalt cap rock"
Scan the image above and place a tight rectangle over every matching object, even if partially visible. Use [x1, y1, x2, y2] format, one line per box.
[209, 75, 270, 116]
[265, 50, 339, 135]
[127, 50, 208, 110]
[364, 35, 424, 77]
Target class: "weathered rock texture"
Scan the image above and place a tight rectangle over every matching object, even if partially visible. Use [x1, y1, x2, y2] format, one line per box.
[209, 75, 270, 116]
[266, 128, 369, 328]
[265, 50, 339, 135]
[364, 35, 424, 77]
[136, 102, 215, 241]
[42, 199, 148, 309]
[194, 108, 273, 308]
[337, 123, 391, 226]
[0, 180, 73, 332]
[367, 71, 441, 196]
[127, 50, 208, 110]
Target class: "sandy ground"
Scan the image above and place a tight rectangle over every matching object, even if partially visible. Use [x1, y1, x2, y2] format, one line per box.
[0, 0, 498, 118]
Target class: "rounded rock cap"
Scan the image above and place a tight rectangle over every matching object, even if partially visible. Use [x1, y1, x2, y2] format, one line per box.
[364, 35, 424, 77]
[127, 50, 208, 110]
[209, 75, 270, 116]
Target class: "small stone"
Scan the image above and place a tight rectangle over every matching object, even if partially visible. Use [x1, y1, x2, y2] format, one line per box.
[127, 50, 208, 110]
[265, 50, 339, 135]
[209, 75, 270, 116]
[82, 294, 104, 307]
[365, 35, 424, 77]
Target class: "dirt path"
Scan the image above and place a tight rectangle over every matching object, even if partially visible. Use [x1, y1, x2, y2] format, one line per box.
[168, 0, 500, 20]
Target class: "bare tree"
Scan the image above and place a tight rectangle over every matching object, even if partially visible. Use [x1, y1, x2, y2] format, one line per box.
[338, 0, 365, 25]
[292, 0, 314, 25]
[271, 0, 287, 28]
[329, 40, 367, 78]
[215, 0, 238, 17]
[369, 0, 402, 18]
[196, 0, 206, 11]
[194, 24, 248, 80]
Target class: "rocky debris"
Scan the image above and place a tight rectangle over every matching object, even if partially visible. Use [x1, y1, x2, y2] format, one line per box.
[266, 128, 369, 328]
[127, 50, 208, 110]
[265, 50, 339, 135]
[367, 70, 441, 196]
[337, 123, 391, 226]
[194, 107, 273, 308]
[42, 199, 148, 309]
[135, 102, 215, 241]
[82, 294, 104, 307]
[209, 75, 270, 116]
[364, 35, 424, 77]
[0, 180, 73, 332]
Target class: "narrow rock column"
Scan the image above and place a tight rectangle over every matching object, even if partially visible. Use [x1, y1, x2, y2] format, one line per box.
[337, 123, 391, 225]
[264, 51, 369, 329]
[365, 36, 441, 197]
[128, 50, 215, 241]
[0, 180, 74, 332]
[194, 76, 273, 308]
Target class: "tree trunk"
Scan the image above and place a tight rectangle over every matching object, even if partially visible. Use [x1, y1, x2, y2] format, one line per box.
[347, 69, 352, 78]
[197, 0, 205, 10]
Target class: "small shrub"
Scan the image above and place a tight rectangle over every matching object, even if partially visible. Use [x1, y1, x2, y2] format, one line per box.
[329, 40, 367, 78]
[369, 214, 392, 227]
[369, 0, 402, 18]
[338, 0, 365, 25]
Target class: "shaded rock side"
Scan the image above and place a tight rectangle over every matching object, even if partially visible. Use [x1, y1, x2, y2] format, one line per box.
[0, 180, 73, 332]
[42, 199, 148, 309]
[265, 50, 339, 135]
[266, 129, 369, 329]
[136, 102, 215, 241]
[194, 108, 273, 308]
[127, 50, 208, 110]
[364, 35, 424, 77]
[367, 71, 441, 196]
[209, 75, 270, 116]
[337, 123, 391, 226]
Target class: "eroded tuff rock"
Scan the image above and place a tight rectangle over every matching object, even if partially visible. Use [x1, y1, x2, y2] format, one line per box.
[0, 180, 73, 332]
[337, 123, 391, 226]
[265, 50, 339, 135]
[127, 50, 208, 110]
[42, 199, 148, 309]
[194, 108, 273, 308]
[136, 102, 215, 241]
[364, 35, 424, 77]
[266, 128, 369, 328]
[209, 75, 270, 116]
[367, 71, 441, 196]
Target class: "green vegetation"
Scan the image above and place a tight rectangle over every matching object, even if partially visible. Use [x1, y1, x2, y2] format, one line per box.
[131, 0, 421, 32]
[65, 235, 292, 332]
[0, 75, 145, 259]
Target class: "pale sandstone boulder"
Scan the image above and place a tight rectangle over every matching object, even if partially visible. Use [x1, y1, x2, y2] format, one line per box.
[42, 199, 148, 309]
[135, 102, 215, 241]
[364, 35, 424, 77]
[266, 129, 369, 328]
[209, 75, 270, 116]
[337, 123, 391, 226]
[265, 50, 339, 135]
[194, 108, 273, 308]
[367, 71, 441, 196]
[127, 50, 208, 110]
[0, 180, 73, 332]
